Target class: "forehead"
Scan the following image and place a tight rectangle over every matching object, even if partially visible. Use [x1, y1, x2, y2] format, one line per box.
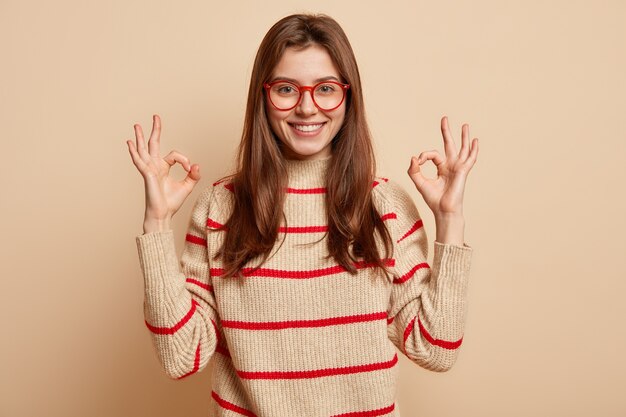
[271, 44, 341, 83]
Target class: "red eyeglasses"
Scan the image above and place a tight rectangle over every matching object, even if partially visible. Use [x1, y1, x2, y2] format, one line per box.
[264, 80, 350, 111]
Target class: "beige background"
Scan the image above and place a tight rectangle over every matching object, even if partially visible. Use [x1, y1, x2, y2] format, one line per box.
[1, 0, 625, 416]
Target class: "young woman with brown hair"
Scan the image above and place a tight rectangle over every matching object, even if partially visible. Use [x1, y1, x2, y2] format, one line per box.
[127, 13, 478, 417]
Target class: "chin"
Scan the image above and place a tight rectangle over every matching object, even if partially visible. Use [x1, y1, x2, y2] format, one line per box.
[285, 142, 330, 160]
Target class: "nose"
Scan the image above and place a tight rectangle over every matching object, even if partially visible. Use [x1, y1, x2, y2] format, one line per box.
[295, 89, 318, 116]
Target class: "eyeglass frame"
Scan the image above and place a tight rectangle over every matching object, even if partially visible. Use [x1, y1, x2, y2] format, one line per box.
[263, 80, 351, 112]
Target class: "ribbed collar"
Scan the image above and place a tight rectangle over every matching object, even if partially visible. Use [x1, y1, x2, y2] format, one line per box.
[284, 156, 331, 189]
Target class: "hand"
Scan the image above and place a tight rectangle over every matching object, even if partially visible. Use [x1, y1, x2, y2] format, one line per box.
[407, 116, 478, 218]
[126, 114, 201, 228]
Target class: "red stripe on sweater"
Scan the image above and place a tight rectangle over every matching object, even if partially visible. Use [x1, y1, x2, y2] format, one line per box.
[176, 342, 201, 379]
[221, 178, 389, 194]
[417, 315, 463, 350]
[186, 233, 207, 246]
[372, 177, 389, 188]
[397, 219, 423, 243]
[207, 218, 227, 230]
[220, 184, 326, 194]
[380, 212, 397, 221]
[286, 186, 327, 194]
[222, 311, 387, 330]
[211, 391, 257, 417]
[237, 353, 398, 379]
[212, 178, 228, 186]
[332, 403, 395, 417]
[211, 259, 395, 279]
[279, 225, 328, 233]
[145, 299, 198, 335]
[403, 316, 463, 351]
[393, 262, 430, 284]
[208, 219, 393, 234]
[186, 278, 213, 292]
[208, 218, 328, 233]
[403, 317, 416, 356]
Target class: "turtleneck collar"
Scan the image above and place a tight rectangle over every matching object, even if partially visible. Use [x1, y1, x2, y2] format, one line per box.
[284, 155, 331, 189]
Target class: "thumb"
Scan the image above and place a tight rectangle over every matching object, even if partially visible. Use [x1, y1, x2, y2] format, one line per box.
[407, 156, 425, 189]
[183, 164, 201, 188]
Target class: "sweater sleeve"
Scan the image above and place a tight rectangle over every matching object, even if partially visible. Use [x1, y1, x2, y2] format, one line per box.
[134, 186, 220, 380]
[382, 179, 473, 372]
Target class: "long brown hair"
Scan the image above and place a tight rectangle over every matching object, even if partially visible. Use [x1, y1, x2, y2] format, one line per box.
[216, 13, 393, 278]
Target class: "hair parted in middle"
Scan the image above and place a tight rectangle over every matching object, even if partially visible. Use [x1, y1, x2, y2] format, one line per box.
[215, 13, 394, 279]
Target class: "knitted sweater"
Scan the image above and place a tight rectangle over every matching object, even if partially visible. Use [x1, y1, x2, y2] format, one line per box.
[135, 156, 473, 417]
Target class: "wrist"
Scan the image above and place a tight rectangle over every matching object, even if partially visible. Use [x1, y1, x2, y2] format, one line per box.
[434, 210, 464, 222]
[143, 217, 172, 234]
[434, 214, 465, 246]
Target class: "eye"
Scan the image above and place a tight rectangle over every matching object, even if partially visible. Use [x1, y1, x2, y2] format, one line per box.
[316, 83, 337, 94]
[273, 82, 299, 95]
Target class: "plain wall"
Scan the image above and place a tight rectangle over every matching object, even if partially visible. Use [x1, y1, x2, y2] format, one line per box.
[1, 0, 625, 416]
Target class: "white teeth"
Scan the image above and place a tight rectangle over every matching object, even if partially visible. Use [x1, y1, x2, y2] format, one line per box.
[292, 123, 323, 132]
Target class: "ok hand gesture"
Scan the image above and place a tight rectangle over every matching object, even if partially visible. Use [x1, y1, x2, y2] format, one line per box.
[407, 116, 479, 218]
[126, 114, 201, 232]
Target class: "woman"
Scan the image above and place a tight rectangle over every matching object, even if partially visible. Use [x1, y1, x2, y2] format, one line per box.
[127, 13, 478, 417]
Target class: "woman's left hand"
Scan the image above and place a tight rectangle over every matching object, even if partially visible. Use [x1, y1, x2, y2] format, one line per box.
[407, 116, 479, 218]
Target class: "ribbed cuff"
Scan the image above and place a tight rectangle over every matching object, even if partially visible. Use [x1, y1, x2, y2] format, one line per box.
[431, 241, 473, 300]
[135, 230, 183, 294]
[432, 242, 472, 274]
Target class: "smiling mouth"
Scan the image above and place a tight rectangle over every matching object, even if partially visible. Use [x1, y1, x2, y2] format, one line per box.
[289, 122, 326, 132]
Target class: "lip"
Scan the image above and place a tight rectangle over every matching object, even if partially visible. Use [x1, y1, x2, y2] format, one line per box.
[288, 121, 327, 126]
[288, 121, 326, 137]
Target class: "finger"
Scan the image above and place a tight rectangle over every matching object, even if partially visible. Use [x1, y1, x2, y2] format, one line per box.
[441, 116, 458, 160]
[417, 150, 445, 167]
[163, 150, 192, 171]
[465, 138, 479, 166]
[407, 156, 427, 190]
[183, 164, 201, 187]
[134, 124, 149, 159]
[459, 123, 470, 161]
[126, 140, 148, 173]
[148, 114, 161, 158]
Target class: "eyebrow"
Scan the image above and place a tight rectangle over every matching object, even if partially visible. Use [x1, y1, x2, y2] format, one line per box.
[269, 75, 341, 84]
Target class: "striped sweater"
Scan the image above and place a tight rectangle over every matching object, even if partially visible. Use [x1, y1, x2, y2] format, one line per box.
[135, 156, 473, 417]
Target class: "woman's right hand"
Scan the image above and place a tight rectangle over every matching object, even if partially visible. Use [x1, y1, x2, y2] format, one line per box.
[126, 114, 201, 233]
